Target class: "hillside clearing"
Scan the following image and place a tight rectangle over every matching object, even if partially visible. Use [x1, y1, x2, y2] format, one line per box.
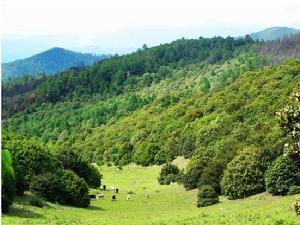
[2, 164, 300, 225]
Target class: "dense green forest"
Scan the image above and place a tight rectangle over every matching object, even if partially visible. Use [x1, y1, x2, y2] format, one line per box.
[3, 51, 262, 141]
[2, 34, 300, 214]
[2, 36, 255, 117]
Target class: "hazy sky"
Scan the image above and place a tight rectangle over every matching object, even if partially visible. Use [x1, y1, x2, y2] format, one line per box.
[1, 0, 300, 62]
[2, 0, 300, 36]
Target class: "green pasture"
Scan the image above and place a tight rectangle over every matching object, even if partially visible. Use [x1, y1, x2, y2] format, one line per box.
[2, 164, 300, 225]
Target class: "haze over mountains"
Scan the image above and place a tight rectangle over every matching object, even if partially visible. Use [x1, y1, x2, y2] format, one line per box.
[2, 26, 298, 82]
[249, 27, 299, 41]
[2, 26, 299, 64]
[2, 48, 108, 81]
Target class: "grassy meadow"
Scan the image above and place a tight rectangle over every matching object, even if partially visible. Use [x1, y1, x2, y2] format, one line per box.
[2, 163, 300, 225]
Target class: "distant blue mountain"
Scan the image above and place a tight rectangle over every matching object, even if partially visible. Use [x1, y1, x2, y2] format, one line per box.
[1, 26, 264, 63]
[250, 27, 299, 41]
[2, 47, 108, 81]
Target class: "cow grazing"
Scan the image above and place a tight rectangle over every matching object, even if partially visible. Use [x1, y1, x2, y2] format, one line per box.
[116, 188, 119, 194]
[89, 194, 96, 200]
[103, 185, 106, 191]
[112, 195, 116, 201]
[294, 200, 300, 215]
[97, 193, 104, 199]
[126, 194, 131, 200]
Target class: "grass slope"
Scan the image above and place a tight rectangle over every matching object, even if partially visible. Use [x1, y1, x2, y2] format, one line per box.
[2, 164, 300, 225]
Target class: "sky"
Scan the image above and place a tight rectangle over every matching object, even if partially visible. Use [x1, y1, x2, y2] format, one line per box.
[1, 0, 300, 61]
[2, 0, 300, 36]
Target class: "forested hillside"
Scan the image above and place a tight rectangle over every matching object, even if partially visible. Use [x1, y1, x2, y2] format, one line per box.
[2, 36, 255, 118]
[2, 35, 300, 214]
[3, 35, 300, 164]
[258, 34, 300, 64]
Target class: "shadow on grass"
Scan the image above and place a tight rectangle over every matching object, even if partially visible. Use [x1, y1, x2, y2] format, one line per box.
[7, 207, 44, 219]
[86, 205, 106, 211]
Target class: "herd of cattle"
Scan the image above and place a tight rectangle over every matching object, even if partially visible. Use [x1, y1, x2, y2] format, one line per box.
[89, 180, 176, 201]
[89, 185, 131, 201]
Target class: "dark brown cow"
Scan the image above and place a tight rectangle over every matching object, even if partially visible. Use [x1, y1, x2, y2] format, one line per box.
[89, 194, 96, 200]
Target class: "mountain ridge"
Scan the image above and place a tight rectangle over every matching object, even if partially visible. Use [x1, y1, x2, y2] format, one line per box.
[2, 47, 108, 81]
[249, 27, 299, 41]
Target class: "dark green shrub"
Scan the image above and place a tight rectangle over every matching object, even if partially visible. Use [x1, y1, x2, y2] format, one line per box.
[183, 149, 212, 190]
[197, 185, 219, 207]
[28, 195, 46, 208]
[14, 164, 26, 196]
[182, 164, 203, 190]
[182, 171, 199, 190]
[2, 134, 62, 194]
[295, 172, 300, 185]
[59, 170, 90, 208]
[265, 155, 298, 196]
[167, 174, 177, 184]
[159, 174, 176, 185]
[30, 170, 90, 207]
[288, 186, 300, 195]
[29, 173, 63, 202]
[56, 149, 78, 168]
[1, 175, 15, 213]
[56, 149, 102, 187]
[183, 159, 211, 190]
[85, 165, 102, 188]
[175, 171, 185, 184]
[221, 147, 265, 199]
[158, 163, 180, 185]
[197, 161, 224, 194]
